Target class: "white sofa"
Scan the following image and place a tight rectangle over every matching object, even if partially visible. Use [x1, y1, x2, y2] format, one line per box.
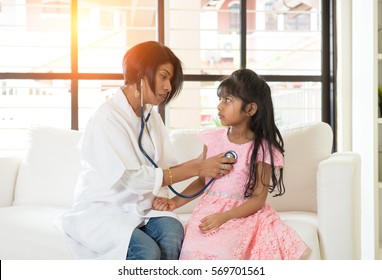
[0, 122, 361, 260]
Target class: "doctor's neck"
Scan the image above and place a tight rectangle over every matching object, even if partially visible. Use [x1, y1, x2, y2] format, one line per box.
[122, 84, 142, 117]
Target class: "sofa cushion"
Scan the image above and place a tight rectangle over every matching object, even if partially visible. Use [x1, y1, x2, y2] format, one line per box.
[0, 154, 21, 207]
[0, 205, 72, 259]
[278, 211, 320, 259]
[13, 126, 83, 207]
[267, 122, 333, 212]
[169, 129, 204, 214]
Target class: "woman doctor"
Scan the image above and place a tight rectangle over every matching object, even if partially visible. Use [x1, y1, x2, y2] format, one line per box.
[57, 41, 235, 260]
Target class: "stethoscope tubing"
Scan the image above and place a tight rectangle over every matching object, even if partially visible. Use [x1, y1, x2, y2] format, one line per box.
[138, 105, 215, 198]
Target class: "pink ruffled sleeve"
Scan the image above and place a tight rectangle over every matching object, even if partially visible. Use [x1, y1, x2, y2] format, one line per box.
[257, 141, 284, 168]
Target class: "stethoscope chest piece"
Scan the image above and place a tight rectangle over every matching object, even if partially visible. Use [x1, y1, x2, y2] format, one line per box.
[224, 150, 238, 160]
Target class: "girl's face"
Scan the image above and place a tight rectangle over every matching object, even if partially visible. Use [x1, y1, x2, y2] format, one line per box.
[143, 63, 174, 105]
[217, 92, 249, 127]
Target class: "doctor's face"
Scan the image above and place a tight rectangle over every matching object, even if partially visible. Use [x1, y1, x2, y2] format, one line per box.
[143, 63, 174, 105]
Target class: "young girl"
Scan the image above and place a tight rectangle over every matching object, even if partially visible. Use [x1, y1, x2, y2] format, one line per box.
[153, 69, 308, 260]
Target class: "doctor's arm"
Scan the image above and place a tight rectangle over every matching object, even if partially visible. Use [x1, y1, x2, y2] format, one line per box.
[161, 145, 235, 187]
[153, 145, 235, 211]
[153, 176, 205, 211]
[120, 146, 235, 196]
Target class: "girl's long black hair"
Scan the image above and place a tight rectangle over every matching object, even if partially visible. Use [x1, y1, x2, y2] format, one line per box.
[217, 69, 285, 198]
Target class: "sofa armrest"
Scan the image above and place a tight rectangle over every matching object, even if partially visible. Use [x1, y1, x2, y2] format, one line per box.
[317, 152, 361, 259]
[0, 154, 21, 207]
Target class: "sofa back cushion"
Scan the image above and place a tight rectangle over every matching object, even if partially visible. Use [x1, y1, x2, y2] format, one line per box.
[267, 122, 333, 212]
[12, 122, 333, 212]
[170, 122, 333, 214]
[13, 126, 83, 207]
[169, 129, 204, 214]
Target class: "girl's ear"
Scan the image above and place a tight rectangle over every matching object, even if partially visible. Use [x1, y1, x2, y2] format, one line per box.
[246, 103, 257, 116]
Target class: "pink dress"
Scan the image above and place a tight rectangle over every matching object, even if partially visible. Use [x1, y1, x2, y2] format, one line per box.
[179, 128, 308, 260]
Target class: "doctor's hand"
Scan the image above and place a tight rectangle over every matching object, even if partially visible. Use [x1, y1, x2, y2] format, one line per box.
[152, 197, 176, 211]
[198, 153, 236, 179]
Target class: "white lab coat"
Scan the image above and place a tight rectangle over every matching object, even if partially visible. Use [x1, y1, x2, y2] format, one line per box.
[56, 88, 179, 259]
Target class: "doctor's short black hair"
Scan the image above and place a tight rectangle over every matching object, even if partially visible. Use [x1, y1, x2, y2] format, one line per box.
[122, 41, 184, 104]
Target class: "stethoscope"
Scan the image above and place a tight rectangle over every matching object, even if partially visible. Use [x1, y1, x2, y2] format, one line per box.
[135, 80, 237, 199]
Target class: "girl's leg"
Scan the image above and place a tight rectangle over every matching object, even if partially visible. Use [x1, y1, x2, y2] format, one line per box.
[143, 217, 184, 260]
[126, 227, 161, 260]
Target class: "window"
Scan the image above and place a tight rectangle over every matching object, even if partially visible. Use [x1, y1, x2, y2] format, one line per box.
[42, 1, 70, 16]
[0, 0, 335, 153]
[229, 2, 240, 30]
[166, 0, 330, 133]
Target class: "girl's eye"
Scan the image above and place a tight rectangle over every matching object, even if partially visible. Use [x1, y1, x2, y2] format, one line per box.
[218, 97, 232, 103]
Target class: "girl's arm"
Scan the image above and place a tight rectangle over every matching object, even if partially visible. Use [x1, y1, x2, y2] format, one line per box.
[198, 162, 270, 233]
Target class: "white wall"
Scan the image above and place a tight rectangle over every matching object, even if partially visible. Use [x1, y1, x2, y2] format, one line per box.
[336, 0, 352, 152]
[337, 0, 380, 260]
[350, 0, 379, 259]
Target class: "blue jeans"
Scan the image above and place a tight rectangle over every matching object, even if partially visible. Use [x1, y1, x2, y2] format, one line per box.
[126, 217, 184, 260]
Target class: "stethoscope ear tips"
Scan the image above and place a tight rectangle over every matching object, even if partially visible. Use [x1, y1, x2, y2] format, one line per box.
[224, 150, 238, 160]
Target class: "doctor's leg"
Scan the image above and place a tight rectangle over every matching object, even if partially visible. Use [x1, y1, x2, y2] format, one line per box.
[127, 228, 161, 260]
[142, 217, 184, 260]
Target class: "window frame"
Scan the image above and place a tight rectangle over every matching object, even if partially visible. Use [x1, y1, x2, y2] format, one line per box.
[0, 0, 337, 150]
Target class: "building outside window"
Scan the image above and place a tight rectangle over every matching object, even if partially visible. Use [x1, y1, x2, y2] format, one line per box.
[0, 0, 328, 153]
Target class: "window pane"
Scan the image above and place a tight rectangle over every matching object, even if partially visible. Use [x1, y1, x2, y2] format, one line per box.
[270, 81, 322, 130]
[168, 0, 240, 75]
[165, 0, 323, 131]
[247, 0, 321, 75]
[78, 0, 157, 73]
[166, 81, 220, 130]
[0, 1, 71, 72]
[0, 79, 71, 152]
[166, 80, 321, 131]
[78, 80, 122, 129]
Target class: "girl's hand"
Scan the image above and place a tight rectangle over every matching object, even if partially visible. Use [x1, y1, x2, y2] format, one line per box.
[198, 212, 229, 233]
[152, 197, 176, 211]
